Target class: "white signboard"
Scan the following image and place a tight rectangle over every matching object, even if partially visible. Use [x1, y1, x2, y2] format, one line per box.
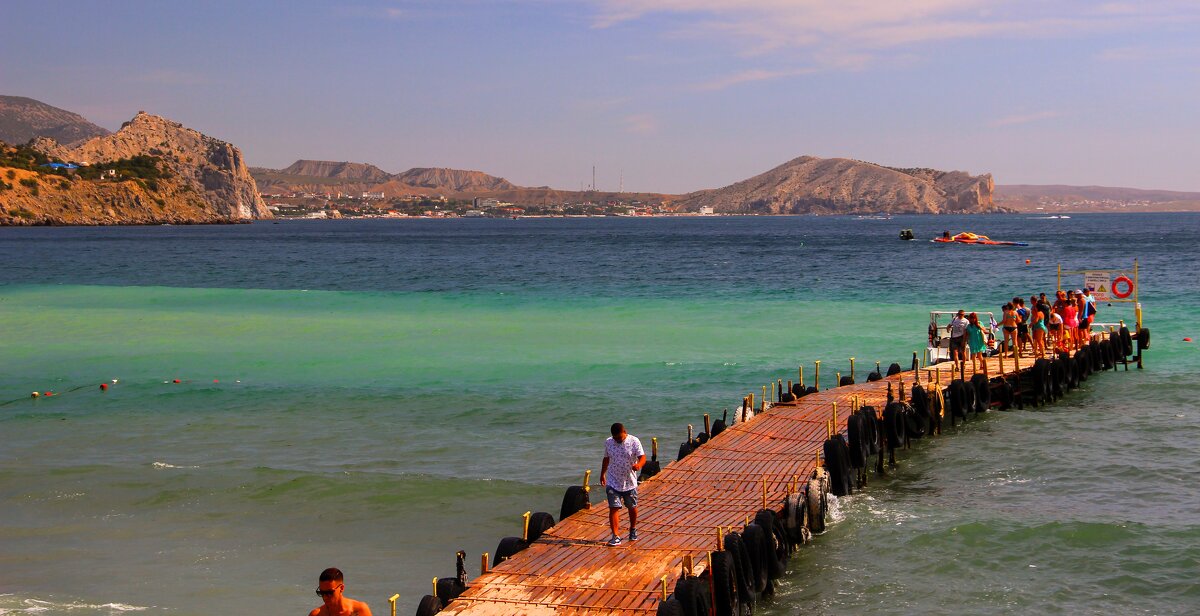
[1084, 271, 1111, 302]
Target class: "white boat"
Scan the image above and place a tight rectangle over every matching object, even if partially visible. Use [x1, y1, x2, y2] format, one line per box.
[927, 310, 998, 364]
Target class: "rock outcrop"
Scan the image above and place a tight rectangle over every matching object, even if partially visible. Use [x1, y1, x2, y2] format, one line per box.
[0, 95, 111, 146]
[677, 156, 996, 214]
[3, 112, 271, 224]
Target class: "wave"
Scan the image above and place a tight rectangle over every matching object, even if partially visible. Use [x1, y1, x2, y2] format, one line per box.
[0, 594, 150, 614]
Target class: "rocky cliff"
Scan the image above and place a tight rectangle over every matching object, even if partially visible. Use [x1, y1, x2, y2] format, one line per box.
[677, 156, 996, 214]
[0, 95, 111, 146]
[2, 112, 271, 225]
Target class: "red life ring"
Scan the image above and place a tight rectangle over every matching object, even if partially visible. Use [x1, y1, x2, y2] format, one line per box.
[1112, 275, 1134, 299]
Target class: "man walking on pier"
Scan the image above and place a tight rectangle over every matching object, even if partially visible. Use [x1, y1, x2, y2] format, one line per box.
[601, 422, 645, 546]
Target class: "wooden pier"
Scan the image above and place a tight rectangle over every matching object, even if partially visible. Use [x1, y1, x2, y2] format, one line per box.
[438, 333, 1134, 615]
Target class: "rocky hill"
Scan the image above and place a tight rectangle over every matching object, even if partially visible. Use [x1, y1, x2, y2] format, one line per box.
[1, 112, 270, 225]
[393, 167, 517, 192]
[0, 95, 111, 146]
[677, 156, 996, 214]
[253, 161, 518, 195]
[280, 159, 392, 182]
[995, 184, 1200, 211]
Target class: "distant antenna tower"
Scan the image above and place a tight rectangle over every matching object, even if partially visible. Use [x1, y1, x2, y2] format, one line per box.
[592, 165, 596, 192]
[619, 170, 624, 193]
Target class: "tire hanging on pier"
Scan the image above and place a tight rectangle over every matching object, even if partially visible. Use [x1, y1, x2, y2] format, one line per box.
[492, 536, 528, 567]
[740, 522, 772, 597]
[823, 436, 853, 497]
[710, 409, 728, 438]
[839, 375, 855, 386]
[948, 380, 968, 422]
[806, 472, 828, 534]
[709, 550, 740, 616]
[722, 531, 759, 607]
[887, 363, 903, 377]
[560, 485, 590, 522]
[526, 512, 555, 544]
[673, 574, 712, 616]
[970, 374, 991, 414]
[656, 597, 685, 616]
[756, 508, 790, 580]
[415, 594, 443, 616]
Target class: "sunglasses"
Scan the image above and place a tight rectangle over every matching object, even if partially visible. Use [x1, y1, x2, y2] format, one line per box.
[315, 585, 343, 597]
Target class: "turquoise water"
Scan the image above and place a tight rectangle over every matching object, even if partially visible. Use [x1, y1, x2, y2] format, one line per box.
[1, 215, 1197, 615]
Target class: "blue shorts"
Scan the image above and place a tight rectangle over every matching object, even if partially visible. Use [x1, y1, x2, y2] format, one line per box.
[605, 486, 637, 509]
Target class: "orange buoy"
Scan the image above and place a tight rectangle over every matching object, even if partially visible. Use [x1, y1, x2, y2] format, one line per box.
[173, 379, 181, 384]
[1025, 259, 1031, 264]
[213, 379, 219, 383]
[31, 392, 39, 398]
[44, 391, 54, 397]
[100, 383, 108, 391]
[1185, 337, 1193, 342]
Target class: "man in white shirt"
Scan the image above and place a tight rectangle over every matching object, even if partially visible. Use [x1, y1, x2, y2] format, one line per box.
[600, 422, 646, 546]
[947, 310, 969, 363]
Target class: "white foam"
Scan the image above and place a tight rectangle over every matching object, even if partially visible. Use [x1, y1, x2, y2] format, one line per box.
[0, 595, 150, 614]
[151, 461, 199, 469]
[827, 493, 845, 524]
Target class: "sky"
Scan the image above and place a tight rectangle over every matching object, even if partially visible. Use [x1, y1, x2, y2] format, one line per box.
[2, 0, 1198, 193]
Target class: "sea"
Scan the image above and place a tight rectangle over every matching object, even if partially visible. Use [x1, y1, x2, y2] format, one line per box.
[1, 213, 1197, 615]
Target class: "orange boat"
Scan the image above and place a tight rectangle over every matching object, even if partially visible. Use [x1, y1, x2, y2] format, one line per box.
[933, 231, 1028, 246]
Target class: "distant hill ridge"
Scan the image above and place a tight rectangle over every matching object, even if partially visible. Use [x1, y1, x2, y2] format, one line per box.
[0, 95, 111, 146]
[281, 159, 392, 182]
[678, 155, 997, 214]
[255, 160, 517, 194]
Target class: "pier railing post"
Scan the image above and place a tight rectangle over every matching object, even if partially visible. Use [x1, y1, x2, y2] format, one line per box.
[389, 594, 399, 616]
[481, 553, 489, 575]
[849, 357, 856, 381]
[814, 361, 821, 391]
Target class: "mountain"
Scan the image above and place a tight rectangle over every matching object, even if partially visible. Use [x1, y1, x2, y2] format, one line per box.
[677, 156, 996, 214]
[393, 167, 517, 192]
[252, 161, 519, 195]
[280, 159, 392, 182]
[2, 112, 270, 225]
[0, 95, 111, 146]
[995, 184, 1200, 211]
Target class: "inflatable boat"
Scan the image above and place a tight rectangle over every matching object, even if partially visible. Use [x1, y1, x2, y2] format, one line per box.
[933, 231, 1028, 246]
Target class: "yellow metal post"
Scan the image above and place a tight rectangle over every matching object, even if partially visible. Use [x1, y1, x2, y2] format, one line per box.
[432, 578, 438, 597]
[481, 553, 489, 575]
[849, 357, 856, 380]
[799, 366, 804, 388]
[389, 594, 399, 616]
[836, 372, 841, 387]
[832, 401, 838, 432]
[716, 526, 724, 551]
[814, 361, 821, 390]
[522, 511, 532, 542]
[661, 575, 668, 602]
[583, 469, 592, 494]
[761, 475, 767, 510]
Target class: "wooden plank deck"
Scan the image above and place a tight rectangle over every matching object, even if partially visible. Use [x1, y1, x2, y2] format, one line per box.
[441, 342, 1114, 615]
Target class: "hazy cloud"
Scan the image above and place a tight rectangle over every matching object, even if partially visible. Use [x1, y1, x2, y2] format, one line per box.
[990, 111, 1060, 127]
[590, 1, 1200, 60]
[621, 113, 659, 135]
[692, 67, 817, 91]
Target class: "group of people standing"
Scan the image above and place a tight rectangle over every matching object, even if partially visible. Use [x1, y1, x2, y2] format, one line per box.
[947, 288, 1100, 373]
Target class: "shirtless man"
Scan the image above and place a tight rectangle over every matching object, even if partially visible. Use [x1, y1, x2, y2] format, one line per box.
[310, 568, 372, 616]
